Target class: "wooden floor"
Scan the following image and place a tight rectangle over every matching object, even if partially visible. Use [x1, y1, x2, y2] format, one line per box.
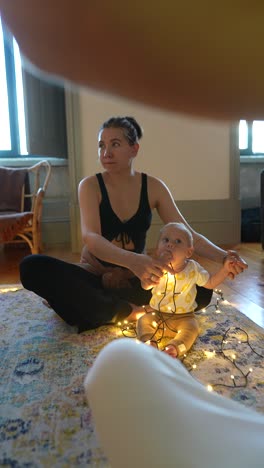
[196, 243, 264, 328]
[1, 242, 264, 327]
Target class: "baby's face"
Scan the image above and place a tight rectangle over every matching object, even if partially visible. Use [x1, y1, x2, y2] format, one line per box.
[157, 226, 193, 265]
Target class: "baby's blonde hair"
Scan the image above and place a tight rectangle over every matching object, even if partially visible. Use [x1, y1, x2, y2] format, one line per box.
[160, 222, 193, 247]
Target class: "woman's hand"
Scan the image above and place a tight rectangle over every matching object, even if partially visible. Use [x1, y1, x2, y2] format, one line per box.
[223, 250, 248, 279]
[102, 268, 132, 289]
[129, 253, 174, 290]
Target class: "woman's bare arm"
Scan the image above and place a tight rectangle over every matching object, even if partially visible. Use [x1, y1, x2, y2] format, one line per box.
[204, 258, 234, 289]
[148, 176, 247, 276]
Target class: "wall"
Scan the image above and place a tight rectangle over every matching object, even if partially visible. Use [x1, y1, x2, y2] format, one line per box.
[41, 162, 71, 246]
[240, 159, 263, 243]
[240, 160, 263, 209]
[1, 90, 240, 251]
[79, 91, 230, 200]
[72, 89, 239, 251]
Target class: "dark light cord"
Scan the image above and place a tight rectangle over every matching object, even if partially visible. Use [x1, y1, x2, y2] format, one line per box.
[119, 270, 186, 349]
[118, 288, 263, 391]
[184, 325, 264, 389]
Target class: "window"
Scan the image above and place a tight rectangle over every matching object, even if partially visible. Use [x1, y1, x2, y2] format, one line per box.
[239, 120, 264, 156]
[0, 17, 27, 155]
[0, 16, 68, 159]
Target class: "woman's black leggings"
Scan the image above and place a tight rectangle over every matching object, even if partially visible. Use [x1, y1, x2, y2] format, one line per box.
[19, 255, 152, 332]
[19, 255, 212, 333]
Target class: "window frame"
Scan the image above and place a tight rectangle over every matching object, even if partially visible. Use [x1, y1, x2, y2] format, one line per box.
[240, 120, 264, 156]
[0, 18, 68, 161]
[0, 22, 20, 157]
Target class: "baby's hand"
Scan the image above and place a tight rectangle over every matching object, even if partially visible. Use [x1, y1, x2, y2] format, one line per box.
[158, 250, 173, 264]
[223, 257, 238, 280]
[223, 257, 235, 271]
[223, 250, 248, 279]
[163, 344, 178, 358]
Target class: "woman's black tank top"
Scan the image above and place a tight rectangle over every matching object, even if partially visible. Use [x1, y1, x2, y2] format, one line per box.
[96, 172, 152, 257]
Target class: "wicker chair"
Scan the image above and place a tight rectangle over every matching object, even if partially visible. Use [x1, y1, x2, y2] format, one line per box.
[0, 160, 51, 254]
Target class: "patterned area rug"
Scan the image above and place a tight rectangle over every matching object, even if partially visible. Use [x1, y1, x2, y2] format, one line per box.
[1, 288, 264, 467]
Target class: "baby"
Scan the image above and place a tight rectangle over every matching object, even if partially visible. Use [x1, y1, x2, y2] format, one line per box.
[137, 222, 233, 358]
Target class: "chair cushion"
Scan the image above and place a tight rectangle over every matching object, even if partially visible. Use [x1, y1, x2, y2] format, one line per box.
[0, 212, 33, 242]
[0, 167, 28, 212]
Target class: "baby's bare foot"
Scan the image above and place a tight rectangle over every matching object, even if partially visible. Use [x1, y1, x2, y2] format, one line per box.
[163, 344, 178, 358]
[126, 305, 145, 322]
[143, 339, 159, 349]
[148, 340, 158, 349]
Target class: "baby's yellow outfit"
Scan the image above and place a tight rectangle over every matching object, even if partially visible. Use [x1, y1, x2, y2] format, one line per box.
[137, 260, 210, 356]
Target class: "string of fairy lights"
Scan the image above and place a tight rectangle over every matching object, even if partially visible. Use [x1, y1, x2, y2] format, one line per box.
[117, 271, 188, 348]
[116, 275, 264, 392]
[184, 325, 262, 391]
[2, 285, 263, 392]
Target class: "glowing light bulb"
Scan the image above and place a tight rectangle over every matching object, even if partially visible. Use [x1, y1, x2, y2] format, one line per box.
[152, 312, 156, 315]
[204, 351, 215, 359]
[249, 368, 253, 373]
[192, 364, 197, 369]
[232, 354, 236, 360]
[0, 287, 20, 293]
[117, 322, 122, 326]
[146, 340, 151, 345]
[124, 320, 128, 324]
[152, 321, 157, 327]
[231, 375, 235, 380]
[207, 385, 213, 392]
[202, 308, 206, 312]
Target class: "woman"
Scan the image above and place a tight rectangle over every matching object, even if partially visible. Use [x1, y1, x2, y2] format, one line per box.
[20, 116, 246, 333]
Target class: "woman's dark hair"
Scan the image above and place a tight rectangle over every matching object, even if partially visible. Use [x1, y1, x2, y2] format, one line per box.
[100, 116, 143, 145]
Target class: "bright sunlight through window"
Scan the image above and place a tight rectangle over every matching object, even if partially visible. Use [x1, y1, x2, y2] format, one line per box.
[239, 120, 248, 150]
[0, 16, 28, 154]
[239, 119, 264, 155]
[252, 121, 264, 154]
[0, 17, 11, 151]
[13, 38, 28, 154]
